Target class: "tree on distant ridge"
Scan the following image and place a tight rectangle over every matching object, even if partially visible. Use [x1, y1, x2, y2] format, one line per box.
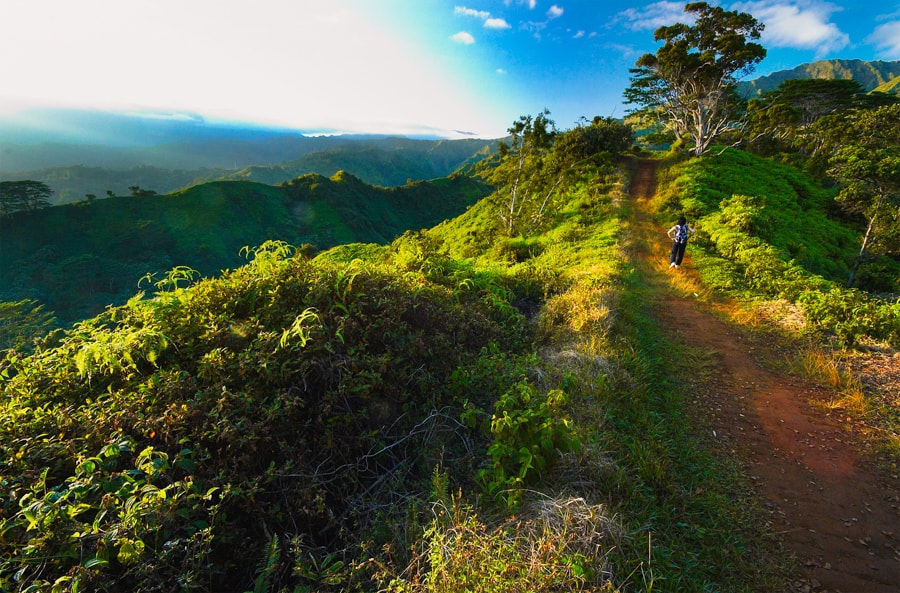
[0, 180, 54, 218]
[624, 1, 766, 157]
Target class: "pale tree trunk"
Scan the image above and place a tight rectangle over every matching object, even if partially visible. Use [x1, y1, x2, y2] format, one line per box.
[847, 195, 884, 289]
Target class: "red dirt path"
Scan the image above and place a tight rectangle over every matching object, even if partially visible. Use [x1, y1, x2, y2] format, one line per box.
[628, 159, 900, 593]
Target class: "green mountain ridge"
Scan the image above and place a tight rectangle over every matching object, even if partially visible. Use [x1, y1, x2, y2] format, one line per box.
[738, 58, 900, 97]
[0, 171, 492, 322]
[215, 138, 498, 188]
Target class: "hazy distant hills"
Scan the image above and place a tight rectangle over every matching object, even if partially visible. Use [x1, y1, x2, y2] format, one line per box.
[737, 58, 900, 97]
[214, 139, 495, 188]
[0, 171, 492, 322]
[4, 58, 897, 205]
[1, 135, 497, 204]
[0, 107, 498, 203]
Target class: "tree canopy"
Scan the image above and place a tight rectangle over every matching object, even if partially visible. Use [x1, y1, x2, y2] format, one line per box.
[744, 79, 900, 163]
[624, 1, 766, 157]
[822, 103, 900, 288]
[0, 180, 54, 218]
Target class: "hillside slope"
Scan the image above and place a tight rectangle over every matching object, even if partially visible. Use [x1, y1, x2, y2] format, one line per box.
[1, 151, 897, 593]
[0, 172, 491, 322]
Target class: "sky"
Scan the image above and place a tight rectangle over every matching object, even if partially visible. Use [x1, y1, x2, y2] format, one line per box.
[1, 0, 899, 139]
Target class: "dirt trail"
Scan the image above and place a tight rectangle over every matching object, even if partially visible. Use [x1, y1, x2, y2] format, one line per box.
[627, 159, 900, 593]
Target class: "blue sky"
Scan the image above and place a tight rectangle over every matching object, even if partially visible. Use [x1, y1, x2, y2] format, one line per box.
[1, 0, 898, 139]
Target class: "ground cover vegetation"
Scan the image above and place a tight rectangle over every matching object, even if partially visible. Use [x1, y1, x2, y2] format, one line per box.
[0, 108, 800, 592]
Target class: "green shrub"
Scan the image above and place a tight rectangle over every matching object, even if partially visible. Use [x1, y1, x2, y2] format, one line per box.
[799, 288, 899, 348]
[480, 381, 580, 510]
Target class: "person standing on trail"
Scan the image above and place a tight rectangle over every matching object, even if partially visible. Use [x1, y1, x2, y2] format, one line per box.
[667, 215, 694, 268]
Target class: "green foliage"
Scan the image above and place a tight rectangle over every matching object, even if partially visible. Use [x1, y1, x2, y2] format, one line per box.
[0, 180, 54, 217]
[0, 299, 57, 352]
[478, 111, 633, 238]
[481, 381, 579, 510]
[0, 232, 534, 590]
[743, 78, 879, 159]
[823, 103, 900, 288]
[655, 148, 900, 347]
[799, 288, 900, 348]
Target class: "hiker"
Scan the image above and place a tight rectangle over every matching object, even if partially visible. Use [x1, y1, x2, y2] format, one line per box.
[666, 215, 694, 268]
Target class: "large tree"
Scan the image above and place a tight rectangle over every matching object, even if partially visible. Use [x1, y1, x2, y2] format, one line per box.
[823, 103, 900, 288]
[0, 180, 54, 217]
[624, 2, 766, 157]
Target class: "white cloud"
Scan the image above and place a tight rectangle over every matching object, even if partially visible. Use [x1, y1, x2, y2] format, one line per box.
[731, 1, 849, 57]
[454, 6, 490, 19]
[868, 19, 900, 59]
[505, 0, 537, 8]
[616, 1, 689, 31]
[573, 30, 585, 39]
[485, 17, 512, 29]
[496, 68, 508, 75]
[548, 5, 564, 19]
[451, 31, 476, 44]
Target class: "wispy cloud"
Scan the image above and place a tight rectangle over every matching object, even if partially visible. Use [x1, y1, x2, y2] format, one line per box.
[615, 1, 688, 31]
[456, 5, 511, 30]
[451, 31, 475, 44]
[732, 1, 849, 57]
[485, 18, 512, 29]
[454, 6, 489, 19]
[547, 5, 564, 19]
[573, 30, 585, 39]
[868, 18, 900, 59]
[496, 68, 508, 75]
[505, 0, 537, 8]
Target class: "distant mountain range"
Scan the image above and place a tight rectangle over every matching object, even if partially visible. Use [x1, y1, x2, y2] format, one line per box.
[737, 58, 900, 97]
[0, 107, 499, 203]
[0, 135, 497, 204]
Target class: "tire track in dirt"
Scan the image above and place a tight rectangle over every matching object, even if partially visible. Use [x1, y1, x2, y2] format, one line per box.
[626, 158, 900, 593]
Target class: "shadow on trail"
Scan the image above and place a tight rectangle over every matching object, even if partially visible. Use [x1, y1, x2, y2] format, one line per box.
[623, 158, 899, 593]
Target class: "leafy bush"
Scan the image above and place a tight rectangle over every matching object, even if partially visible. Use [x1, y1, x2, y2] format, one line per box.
[0, 239, 531, 591]
[480, 381, 579, 510]
[799, 288, 900, 348]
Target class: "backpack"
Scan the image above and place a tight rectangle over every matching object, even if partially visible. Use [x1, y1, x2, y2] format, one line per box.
[675, 223, 689, 244]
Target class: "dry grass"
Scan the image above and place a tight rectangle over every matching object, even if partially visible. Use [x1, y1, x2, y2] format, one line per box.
[792, 347, 871, 416]
[383, 495, 624, 593]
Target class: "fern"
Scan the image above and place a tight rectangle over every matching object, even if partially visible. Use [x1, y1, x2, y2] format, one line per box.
[250, 534, 281, 593]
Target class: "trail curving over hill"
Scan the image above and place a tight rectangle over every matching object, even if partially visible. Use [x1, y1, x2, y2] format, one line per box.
[626, 158, 899, 593]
